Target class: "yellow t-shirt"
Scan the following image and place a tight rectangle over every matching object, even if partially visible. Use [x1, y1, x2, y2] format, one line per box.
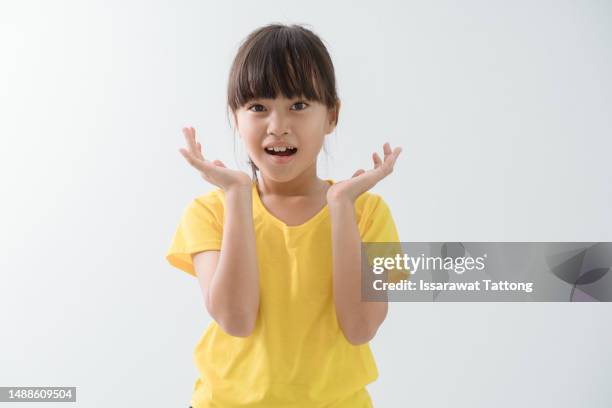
[166, 179, 400, 408]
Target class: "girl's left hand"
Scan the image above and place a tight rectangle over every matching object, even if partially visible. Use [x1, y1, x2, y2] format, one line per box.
[326, 142, 402, 204]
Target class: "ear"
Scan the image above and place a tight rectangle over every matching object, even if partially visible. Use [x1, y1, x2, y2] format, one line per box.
[230, 110, 240, 134]
[325, 99, 341, 134]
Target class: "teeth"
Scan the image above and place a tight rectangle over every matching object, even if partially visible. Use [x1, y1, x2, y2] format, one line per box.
[265, 146, 296, 152]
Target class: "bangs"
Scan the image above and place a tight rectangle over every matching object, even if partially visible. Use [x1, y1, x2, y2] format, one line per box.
[227, 25, 338, 111]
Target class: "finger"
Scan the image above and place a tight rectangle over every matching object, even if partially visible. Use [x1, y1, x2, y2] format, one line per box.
[196, 142, 204, 160]
[183, 127, 199, 157]
[390, 147, 402, 166]
[179, 148, 211, 172]
[182, 128, 194, 152]
[383, 142, 392, 159]
[382, 144, 399, 165]
[189, 128, 200, 156]
[179, 148, 192, 163]
[179, 148, 197, 165]
[212, 159, 226, 168]
[352, 169, 365, 178]
[381, 147, 402, 174]
[192, 129, 206, 160]
[373, 152, 382, 168]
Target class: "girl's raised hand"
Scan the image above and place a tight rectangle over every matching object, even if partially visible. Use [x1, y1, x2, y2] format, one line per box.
[179, 127, 252, 191]
[326, 142, 402, 204]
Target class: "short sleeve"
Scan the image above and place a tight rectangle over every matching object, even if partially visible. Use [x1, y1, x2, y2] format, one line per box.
[165, 192, 224, 277]
[359, 194, 408, 284]
[359, 194, 400, 243]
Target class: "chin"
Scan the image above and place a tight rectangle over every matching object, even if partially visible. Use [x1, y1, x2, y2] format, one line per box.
[258, 170, 297, 183]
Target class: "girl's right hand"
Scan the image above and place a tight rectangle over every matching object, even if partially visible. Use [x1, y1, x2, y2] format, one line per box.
[179, 127, 252, 191]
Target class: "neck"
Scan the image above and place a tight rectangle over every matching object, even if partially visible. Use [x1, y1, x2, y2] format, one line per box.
[257, 166, 328, 197]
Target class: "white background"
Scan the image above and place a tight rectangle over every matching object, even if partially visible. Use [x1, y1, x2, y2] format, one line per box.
[1, 0, 611, 407]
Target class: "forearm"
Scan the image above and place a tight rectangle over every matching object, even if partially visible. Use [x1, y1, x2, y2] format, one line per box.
[209, 186, 260, 335]
[329, 198, 388, 345]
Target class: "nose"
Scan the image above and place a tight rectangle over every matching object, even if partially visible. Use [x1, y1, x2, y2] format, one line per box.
[267, 111, 290, 137]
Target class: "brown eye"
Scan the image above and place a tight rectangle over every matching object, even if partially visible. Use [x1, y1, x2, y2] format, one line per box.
[292, 102, 308, 111]
[248, 104, 265, 112]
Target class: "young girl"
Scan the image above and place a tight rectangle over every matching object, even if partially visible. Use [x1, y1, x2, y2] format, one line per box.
[166, 23, 402, 408]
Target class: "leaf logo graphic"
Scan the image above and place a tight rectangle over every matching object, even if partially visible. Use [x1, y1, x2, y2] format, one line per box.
[546, 244, 612, 301]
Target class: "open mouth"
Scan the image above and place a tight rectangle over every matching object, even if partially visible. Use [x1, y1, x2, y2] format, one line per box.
[264, 147, 298, 156]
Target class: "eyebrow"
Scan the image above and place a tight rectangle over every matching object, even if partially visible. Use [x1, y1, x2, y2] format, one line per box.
[250, 97, 307, 102]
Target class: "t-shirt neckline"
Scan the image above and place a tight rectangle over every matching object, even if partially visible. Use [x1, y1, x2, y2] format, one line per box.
[252, 179, 334, 230]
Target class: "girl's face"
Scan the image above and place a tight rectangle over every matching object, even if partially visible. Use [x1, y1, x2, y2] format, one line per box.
[234, 96, 338, 182]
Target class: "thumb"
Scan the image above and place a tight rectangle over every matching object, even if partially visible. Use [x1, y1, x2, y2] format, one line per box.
[212, 159, 226, 168]
[352, 169, 366, 178]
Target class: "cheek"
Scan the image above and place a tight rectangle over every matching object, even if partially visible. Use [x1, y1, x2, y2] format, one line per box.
[238, 125, 263, 148]
[243, 137, 262, 157]
[236, 115, 259, 135]
[300, 129, 326, 151]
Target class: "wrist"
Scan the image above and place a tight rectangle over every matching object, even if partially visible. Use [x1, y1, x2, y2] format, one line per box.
[225, 183, 253, 198]
[327, 196, 354, 212]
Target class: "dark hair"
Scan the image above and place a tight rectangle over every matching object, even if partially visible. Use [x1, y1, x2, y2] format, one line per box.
[226, 23, 340, 183]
